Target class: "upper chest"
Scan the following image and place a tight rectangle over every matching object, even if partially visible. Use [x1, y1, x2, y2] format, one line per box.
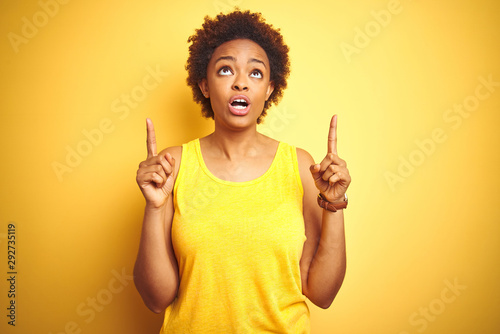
[201, 142, 280, 182]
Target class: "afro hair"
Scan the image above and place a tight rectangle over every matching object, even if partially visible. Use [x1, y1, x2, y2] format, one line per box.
[185, 9, 291, 124]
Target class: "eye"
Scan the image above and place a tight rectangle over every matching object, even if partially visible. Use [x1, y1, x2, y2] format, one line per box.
[250, 70, 263, 79]
[218, 66, 233, 76]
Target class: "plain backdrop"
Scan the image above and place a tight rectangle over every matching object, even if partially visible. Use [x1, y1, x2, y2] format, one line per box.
[1, 0, 499, 333]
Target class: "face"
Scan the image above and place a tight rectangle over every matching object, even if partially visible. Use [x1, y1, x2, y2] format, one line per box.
[198, 39, 274, 128]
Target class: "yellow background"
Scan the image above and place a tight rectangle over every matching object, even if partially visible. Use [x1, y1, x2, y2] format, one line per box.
[1, 0, 499, 333]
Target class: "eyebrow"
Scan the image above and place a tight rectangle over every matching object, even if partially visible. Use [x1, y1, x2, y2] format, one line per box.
[214, 56, 267, 68]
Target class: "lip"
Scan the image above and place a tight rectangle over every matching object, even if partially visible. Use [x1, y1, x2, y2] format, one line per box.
[228, 95, 251, 116]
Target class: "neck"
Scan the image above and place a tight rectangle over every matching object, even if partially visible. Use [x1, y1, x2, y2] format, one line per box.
[208, 121, 261, 160]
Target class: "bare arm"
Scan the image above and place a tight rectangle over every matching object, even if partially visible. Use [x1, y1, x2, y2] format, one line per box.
[299, 115, 350, 309]
[133, 118, 181, 313]
[134, 198, 179, 313]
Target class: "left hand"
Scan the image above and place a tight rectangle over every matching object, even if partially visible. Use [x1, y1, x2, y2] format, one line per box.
[310, 115, 351, 203]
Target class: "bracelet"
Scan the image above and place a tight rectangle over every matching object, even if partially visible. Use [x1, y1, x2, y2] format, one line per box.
[317, 193, 348, 212]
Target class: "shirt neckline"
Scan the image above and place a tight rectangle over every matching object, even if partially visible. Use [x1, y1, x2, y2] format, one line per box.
[194, 138, 282, 186]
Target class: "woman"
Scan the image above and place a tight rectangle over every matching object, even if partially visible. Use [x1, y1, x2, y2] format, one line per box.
[133, 9, 351, 333]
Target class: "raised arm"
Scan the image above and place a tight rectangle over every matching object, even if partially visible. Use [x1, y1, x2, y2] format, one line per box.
[299, 115, 351, 309]
[133, 118, 181, 313]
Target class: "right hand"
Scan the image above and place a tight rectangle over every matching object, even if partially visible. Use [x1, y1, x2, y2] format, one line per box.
[136, 118, 176, 209]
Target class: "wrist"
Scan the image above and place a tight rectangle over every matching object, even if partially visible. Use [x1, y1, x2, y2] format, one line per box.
[145, 202, 167, 213]
[317, 193, 348, 212]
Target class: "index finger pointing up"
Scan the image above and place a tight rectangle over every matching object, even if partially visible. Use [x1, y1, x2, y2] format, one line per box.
[146, 118, 157, 158]
[328, 114, 338, 155]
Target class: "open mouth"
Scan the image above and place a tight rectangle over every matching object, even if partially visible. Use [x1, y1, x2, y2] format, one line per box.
[228, 95, 251, 116]
[231, 99, 249, 109]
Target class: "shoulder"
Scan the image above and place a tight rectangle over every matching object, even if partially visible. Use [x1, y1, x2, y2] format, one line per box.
[295, 147, 315, 177]
[158, 145, 183, 177]
[295, 147, 315, 166]
[160, 145, 182, 161]
[294, 147, 318, 194]
[270, 137, 313, 165]
[290, 146, 315, 186]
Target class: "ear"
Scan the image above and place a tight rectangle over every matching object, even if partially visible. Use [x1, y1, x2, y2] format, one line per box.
[265, 81, 275, 101]
[198, 79, 209, 98]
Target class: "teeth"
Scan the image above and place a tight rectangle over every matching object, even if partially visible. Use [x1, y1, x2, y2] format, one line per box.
[231, 97, 248, 110]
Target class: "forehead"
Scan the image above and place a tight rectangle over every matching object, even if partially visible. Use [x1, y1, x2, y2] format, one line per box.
[210, 39, 269, 65]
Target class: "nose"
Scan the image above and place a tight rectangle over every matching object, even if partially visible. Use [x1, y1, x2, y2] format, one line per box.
[232, 73, 248, 91]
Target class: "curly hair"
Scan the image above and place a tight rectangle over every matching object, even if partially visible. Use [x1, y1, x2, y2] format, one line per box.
[185, 9, 290, 124]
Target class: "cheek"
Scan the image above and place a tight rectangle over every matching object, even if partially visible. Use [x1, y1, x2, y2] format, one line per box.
[209, 78, 229, 95]
[252, 95, 268, 112]
[259, 84, 273, 101]
[207, 82, 229, 112]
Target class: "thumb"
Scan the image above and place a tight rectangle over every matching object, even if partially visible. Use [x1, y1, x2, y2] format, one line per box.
[165, 153, 176, 178]
[309, 164, 321, 181]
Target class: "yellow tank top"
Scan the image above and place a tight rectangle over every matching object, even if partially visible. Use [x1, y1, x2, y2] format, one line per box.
[161, 138, 309, 333]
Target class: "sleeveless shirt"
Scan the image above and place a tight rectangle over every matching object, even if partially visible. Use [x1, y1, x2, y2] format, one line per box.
[160, 138, 310, 333]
